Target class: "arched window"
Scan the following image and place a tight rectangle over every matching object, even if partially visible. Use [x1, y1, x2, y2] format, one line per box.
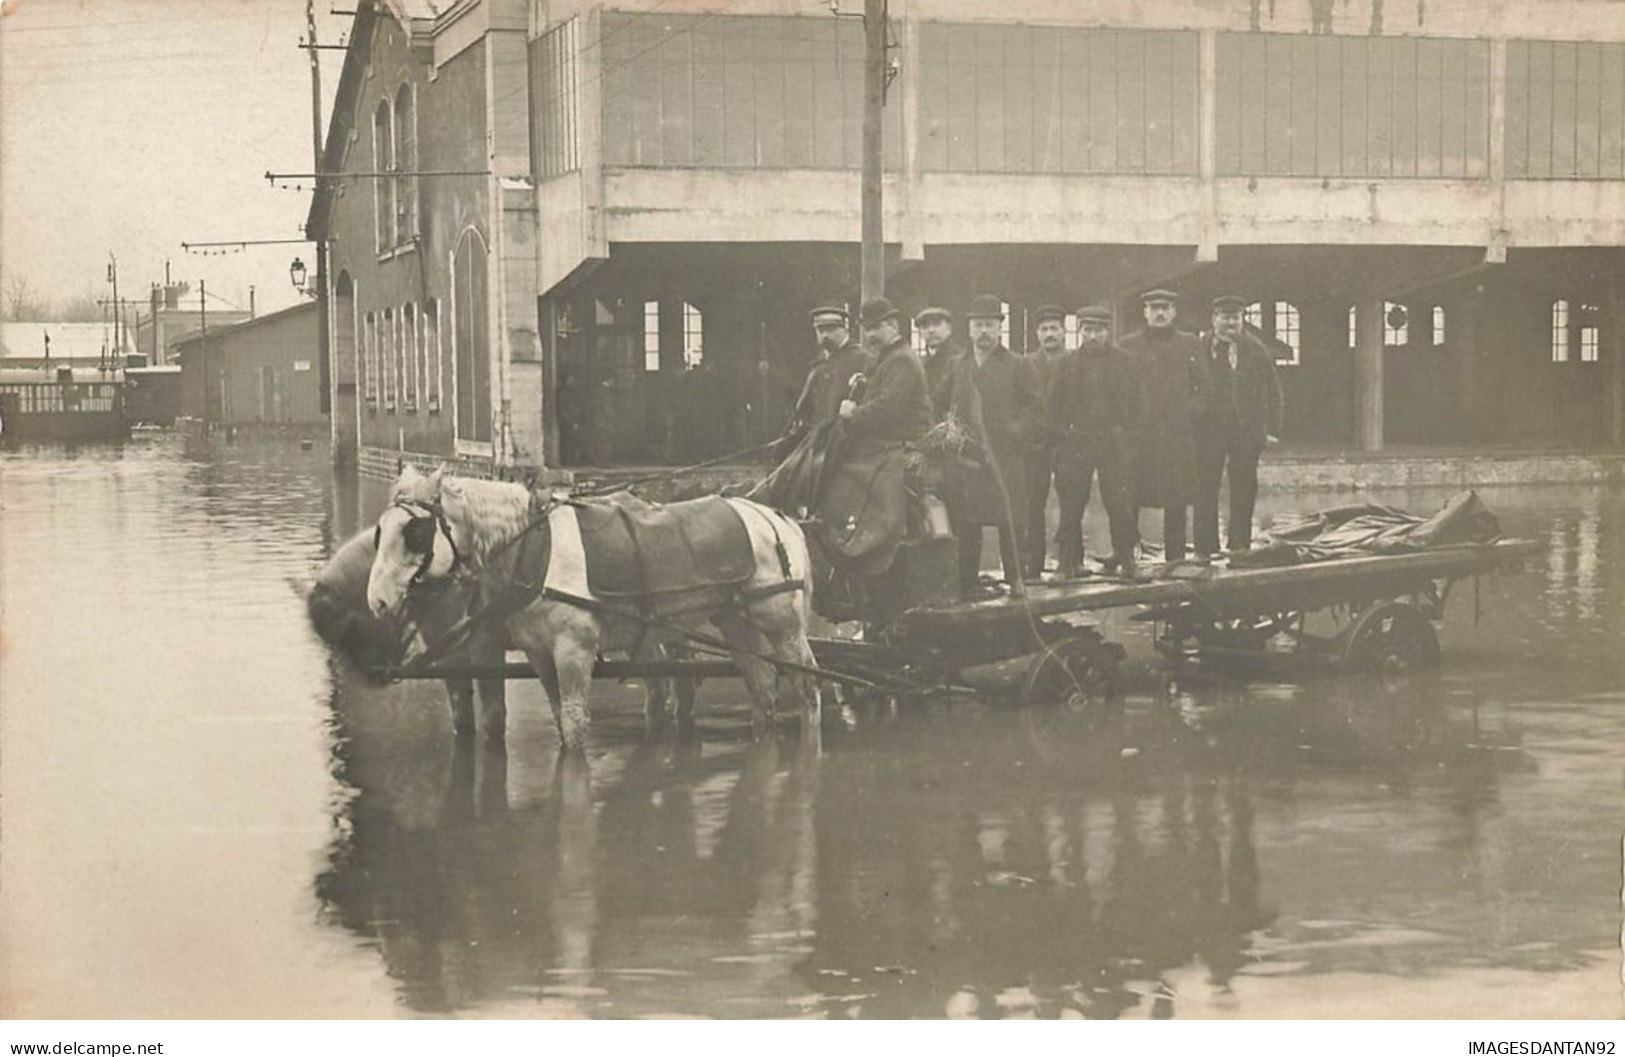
[381, 306, 395, 410]
[452, 228, 492, 445]
[1383, 301, 1409, 346]
[423, 300, 441, 410]
[682, 302, 703, 368]
[362, 311, 378, 407]
[394, 85, 417, 245]
[643, 301, 661, 372]
[1551, 299, 1571, 362]
[402, 302, 418, 410]
[1246, 300, 1301, 366]
[372, 100, 393, 255]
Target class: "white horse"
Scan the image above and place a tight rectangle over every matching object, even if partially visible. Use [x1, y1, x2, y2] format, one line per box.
[365, 466, 821, 751]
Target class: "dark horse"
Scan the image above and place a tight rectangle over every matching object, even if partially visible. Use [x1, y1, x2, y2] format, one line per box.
[305, 527, 509, 737]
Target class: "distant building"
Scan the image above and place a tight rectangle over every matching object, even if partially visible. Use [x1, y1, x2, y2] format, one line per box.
[311, 0, 1625, 479]
[172, 301, 323, 428]
[0, 321, 129, 371]
[134, 282, 252, 367]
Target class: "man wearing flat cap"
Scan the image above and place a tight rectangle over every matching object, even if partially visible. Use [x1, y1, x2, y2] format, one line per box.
[1048, 304, 1143, 579]
[1193, 295, 1284, 558]
[913, 306, 963, 422]
[1118, 288, 1202, 564]
[1022, 304, 1071, 579]
[943, 294, 1043, 596]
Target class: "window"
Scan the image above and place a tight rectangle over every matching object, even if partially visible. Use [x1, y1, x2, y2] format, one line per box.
[1348, 304, 1358, 349]
[402, 303, 418, 410]
[1001, 301, 1012, 351]
[1273, 301, 1301, 366]
[1384, 301, 1408, 347]
[1243, 302, 1264, 330]
[1581, 324, 1601, 362]
[682, 303, 703, 369]
[1432, 305, 1446, 346]
[423, 300, 441, 410]
[381, 307, 395, 409]
[643, 301, 661, 372]
[452, 228, 492, 444]
[363, 312, 378, 406]
[394, 85, 417, 245]
[1063, 312, 1079, 351]
[1551, 299, 1570, 362]
[373, 101, 394, 255]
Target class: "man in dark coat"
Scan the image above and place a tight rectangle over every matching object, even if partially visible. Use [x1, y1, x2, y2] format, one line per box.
[914, 306, 963, 423]
[839, 297, 934, 453]
[944, 294, 1043, 596]
[1023, 304, 1070, 579]
[1193, 295, 1284, 557]
[790, 304, 874, 439]
[1118, 288, 1202, 564]
[1049, 304, 1143, 579]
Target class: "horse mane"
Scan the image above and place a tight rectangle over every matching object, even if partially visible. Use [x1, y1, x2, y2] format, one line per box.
[434, 475, 534, 564]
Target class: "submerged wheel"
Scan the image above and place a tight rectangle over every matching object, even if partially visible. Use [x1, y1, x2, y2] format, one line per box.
[1020, 632, 1124, 712]
[1341, 602, 1441, 675]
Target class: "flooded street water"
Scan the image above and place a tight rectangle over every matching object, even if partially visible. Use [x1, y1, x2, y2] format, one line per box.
[2, 434, 1621, 1019]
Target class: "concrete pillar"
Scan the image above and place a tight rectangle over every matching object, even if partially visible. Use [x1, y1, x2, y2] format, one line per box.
[1487, 38, 1508, 261]
[1611, 258, 1625, 450]
[1356, 297, 1385, 452]
[1197, 28, 1219, 263]
[900, 2, 923, 262]
[1454, 288, 1484, 445]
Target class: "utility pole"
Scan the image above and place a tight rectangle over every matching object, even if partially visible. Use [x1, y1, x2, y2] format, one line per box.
[107, 253, 121, 364]
[200, 281, 209, 429]
[307, 0, 332, 417]
[861, 0, 887, 302]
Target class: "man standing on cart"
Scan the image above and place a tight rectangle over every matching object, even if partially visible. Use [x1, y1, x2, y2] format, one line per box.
[943, 295, 1043, 598]
[1023, 304, 1071, 580]
[1049, 304, 1143, 580]
[1119, 289, 1202, 565]
[1193, 295, 1284, 558]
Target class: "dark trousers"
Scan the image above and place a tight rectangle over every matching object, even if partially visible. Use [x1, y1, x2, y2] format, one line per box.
[1023, 446, 1054, 576]
[1136, 504, 1188, 561]
[1195, 417, 1263, 555]
[1054, 443, 1138, 563]
[958, 525, 1023, 592]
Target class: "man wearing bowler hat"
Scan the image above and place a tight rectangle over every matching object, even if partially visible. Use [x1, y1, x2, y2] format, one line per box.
[944, 294, 1043, 597]
[1023, 304, 1071, 579]
[1118, 288, 1202, 564]
[1193, 295, 1283, 558]
[839, 296, 933, 454]
[914, 306, 963, 422]
[1049, 304, 1142, 579]
[790, 304, 874, 441]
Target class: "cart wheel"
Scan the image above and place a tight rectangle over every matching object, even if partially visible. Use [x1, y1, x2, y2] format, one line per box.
[1341, 602, 1441, 675]
[1021, 633, 1123, 712]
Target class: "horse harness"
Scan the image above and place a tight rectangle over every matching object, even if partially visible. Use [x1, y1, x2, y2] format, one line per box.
[393, 492, 804, 677]
[377, 496, 464, 588]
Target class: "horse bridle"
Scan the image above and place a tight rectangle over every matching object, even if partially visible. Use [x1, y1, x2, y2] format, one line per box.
[375, 497, 463, 589]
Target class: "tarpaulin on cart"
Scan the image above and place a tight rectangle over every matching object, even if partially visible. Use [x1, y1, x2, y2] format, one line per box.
[1229, 491, 1502, 569]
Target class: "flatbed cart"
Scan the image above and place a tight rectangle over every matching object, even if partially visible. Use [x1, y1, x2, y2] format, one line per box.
[386, 540, 1540, 709]
[814, 538, 1544, 706]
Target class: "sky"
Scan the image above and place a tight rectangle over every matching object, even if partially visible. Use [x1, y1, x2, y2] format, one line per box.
[1, 0, 349, 319]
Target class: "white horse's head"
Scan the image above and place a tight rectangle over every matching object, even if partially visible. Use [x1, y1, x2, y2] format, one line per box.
[366, 464, 465, 618]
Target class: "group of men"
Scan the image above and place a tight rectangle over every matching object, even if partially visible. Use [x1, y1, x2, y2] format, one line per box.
[788, 288, 1284, 599]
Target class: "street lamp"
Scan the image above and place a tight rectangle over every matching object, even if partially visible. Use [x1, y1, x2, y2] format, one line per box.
[289, 257, 308, 293]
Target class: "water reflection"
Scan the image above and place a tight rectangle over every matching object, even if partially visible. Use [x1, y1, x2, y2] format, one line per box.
[3, 438, 1619, 1018]
[316, 653, 1566, 1017]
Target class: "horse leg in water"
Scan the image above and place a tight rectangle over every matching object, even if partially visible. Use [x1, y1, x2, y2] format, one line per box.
[526, 606, 599, 751]
[468, 625, 508, 738]
[444, 677, 478, 738]
[714, 613, 779, 737]
[640, 643, 701, 739]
